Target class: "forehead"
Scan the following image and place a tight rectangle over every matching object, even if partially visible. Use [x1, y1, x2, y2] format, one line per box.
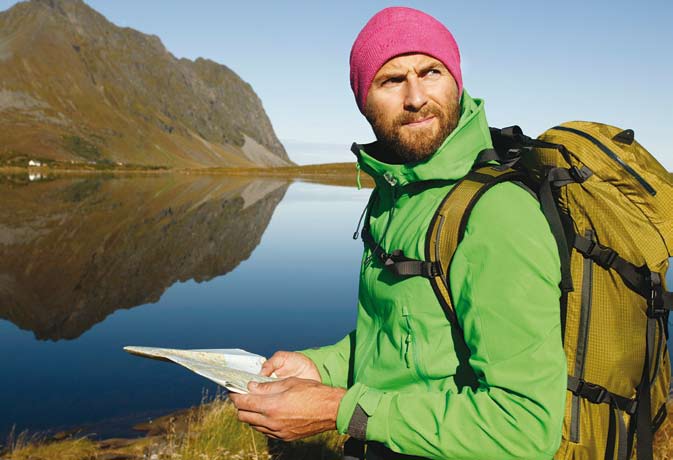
[376, 53, 446, 74]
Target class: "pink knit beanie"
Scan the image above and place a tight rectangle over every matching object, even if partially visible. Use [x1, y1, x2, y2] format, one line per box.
[350, 7, 463, 113]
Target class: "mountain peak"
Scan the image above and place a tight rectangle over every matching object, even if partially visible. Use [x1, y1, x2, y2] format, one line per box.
[31, 0, 87, 8]
[30, 0, 89, 15]
[29, 0, 110, 29]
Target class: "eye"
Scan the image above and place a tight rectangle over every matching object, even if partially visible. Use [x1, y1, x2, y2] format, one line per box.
[382, 76, 405, 86]
[424, 68, 442, 77]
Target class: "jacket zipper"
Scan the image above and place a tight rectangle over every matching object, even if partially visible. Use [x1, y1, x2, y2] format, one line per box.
[404, 328, 413, 368]
[570, 228, 595, 443]
[401, 306, 426, 379]
[550, 125, 656, 196]
[365, 173, 398, 266]
[402, 306, 413, 368]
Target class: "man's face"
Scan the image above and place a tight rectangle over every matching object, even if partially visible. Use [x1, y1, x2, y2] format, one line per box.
[364, 53, 460, 164]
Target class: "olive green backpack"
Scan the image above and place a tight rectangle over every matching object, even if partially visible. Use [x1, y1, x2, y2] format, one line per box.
[372, 121, 673, 459]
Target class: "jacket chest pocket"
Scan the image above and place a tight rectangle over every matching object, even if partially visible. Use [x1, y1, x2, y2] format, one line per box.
[401, 306, 427, 380]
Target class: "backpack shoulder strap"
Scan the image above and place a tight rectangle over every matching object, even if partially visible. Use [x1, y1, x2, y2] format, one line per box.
[426, 165, 525, 325]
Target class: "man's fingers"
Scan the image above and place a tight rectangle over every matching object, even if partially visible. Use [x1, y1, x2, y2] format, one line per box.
[228, 393, 266, 413]
[248, 378, 292, 395]
[244, 421, 289, 441]
[259, 351, 289, 377]
[259, 358, 281, 377]
[237, 410, 272, 429]
[236, 409, 287, 436]
[259, 361, 275, 377]
[248, 424, 282, 439]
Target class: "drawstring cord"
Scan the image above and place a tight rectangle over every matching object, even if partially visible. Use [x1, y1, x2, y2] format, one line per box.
[352, 162, 368, 240]
[352, 203, 367, 240]
[355, 162, 362, 190]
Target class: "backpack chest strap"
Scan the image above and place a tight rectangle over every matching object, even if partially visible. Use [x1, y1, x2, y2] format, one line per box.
[360, 225, 441, 278]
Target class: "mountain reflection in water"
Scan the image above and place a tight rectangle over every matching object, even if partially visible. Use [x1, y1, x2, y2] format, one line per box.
[0, 174, 289, 341]
[0, 174, 367, 439]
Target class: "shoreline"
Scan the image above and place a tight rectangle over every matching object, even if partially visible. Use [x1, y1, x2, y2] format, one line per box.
[0, 162, 376, 188]
[0, 162, 359, 175]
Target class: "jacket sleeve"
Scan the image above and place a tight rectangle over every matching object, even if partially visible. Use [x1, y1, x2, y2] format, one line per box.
[297, 330, 355, 388]
[335, 183, 567, 460]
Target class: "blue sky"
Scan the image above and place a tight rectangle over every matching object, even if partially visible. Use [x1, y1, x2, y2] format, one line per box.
[1, 0, 671, 167]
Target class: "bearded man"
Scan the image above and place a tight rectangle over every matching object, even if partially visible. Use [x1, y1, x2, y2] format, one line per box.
[230, 7, 567, 460]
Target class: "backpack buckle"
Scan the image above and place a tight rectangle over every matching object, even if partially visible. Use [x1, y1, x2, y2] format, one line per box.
[577, 380, 609, 404]
[569, 165, 592, 183]
[423, 262, 441, 278]
[584, 240, 618, 269]
[648, 272, 671, 317]
[597, 247, 618, 269]
[623, 399, 638, 416]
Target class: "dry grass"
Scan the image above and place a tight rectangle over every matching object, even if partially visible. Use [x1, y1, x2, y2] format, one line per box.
[4, 397, 671, 459]
[3, 398, 347, 460]
[653, 399, 673, 460]
[5, 434, 98, 460]
[162, 399, 347, 460]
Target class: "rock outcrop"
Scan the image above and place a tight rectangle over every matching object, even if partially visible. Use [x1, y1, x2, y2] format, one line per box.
[0, 0, 291, 168]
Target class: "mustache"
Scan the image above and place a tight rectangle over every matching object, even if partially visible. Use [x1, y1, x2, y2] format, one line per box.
[393, 106, 443, 126]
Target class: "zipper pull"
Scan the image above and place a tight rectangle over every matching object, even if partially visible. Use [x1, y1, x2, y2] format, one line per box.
[383, 172, 398, 207]
[383, 171, 397, 187]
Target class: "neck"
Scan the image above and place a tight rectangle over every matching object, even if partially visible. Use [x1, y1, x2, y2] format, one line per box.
[367, 142, 408, 165]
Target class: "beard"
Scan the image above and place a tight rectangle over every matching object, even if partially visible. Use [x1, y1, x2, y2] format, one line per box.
[365, 99, 460, 164]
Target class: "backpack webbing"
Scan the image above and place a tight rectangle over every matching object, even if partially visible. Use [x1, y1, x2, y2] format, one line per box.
[424, 165, 530, 327]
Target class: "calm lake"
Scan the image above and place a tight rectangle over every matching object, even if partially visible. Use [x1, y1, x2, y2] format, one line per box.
[0, 173, 671, 440]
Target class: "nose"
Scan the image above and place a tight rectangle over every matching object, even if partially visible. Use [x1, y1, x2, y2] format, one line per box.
[403, 75, 428, 112]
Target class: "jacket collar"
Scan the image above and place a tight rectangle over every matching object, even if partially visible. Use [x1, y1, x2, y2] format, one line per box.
[351, 90, 492, 188]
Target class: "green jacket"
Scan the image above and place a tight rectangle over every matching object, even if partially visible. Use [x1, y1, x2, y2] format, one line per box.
[300, 91, 566, 459]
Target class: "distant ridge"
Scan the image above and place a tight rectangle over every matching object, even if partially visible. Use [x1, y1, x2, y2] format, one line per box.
[0, 0, 291, 168]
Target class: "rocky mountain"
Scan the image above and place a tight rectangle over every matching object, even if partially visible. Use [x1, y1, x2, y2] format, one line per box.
[0, 173, 289, 340]
[0, 0, 291, 168]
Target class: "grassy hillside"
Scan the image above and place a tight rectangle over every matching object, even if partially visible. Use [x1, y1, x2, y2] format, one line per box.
[0, 0, 290, 169]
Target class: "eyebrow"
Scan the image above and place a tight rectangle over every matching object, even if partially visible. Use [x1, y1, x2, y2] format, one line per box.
[374, 60, 445, 84]
[374, 70, 406, 84]
[417, 61, 444, 74]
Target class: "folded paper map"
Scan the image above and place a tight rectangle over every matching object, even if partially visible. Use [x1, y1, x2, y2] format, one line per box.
[123, 346, 277, 394]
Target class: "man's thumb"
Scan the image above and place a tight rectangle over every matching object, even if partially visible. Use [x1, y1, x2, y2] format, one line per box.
[259, 360, 278, 377]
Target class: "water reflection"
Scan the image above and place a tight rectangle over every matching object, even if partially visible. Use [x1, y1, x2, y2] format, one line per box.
[0, 175, 367, 438]
[0, 174, 289, 340]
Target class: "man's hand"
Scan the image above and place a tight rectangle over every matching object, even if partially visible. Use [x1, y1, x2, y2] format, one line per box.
[229, 377, 346, 441]
[260, 351, 321, 382]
